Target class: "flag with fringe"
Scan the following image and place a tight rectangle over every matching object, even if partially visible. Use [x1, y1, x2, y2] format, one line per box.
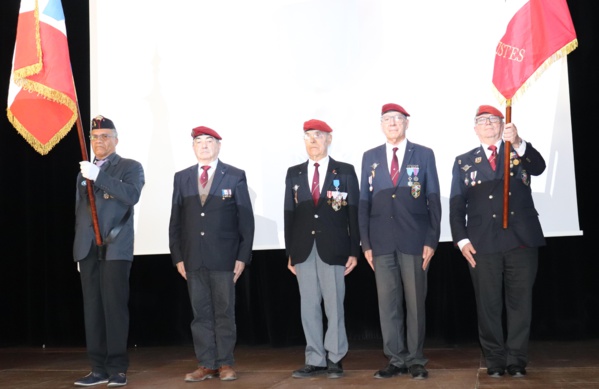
[6, 0, 77, 155]
[492, 0, 578, 104]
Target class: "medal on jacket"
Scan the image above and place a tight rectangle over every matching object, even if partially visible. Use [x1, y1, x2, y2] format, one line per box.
[293, 185, 299, 204]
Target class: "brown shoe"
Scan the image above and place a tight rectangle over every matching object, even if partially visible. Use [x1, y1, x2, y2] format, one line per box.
[219, 365, 238, 381]
[184, 367, 219, 382]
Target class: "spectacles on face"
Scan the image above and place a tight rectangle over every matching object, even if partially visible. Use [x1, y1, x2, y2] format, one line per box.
[90, 134, 117, 141]
[381, 114, 406, 123]
[475, 115, 501, 125]
[303, 131, 327, 141]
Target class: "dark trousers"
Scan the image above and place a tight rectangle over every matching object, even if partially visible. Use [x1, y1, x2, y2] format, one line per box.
[187, 268, 236, 369]
[79, 249, 132, 375]
[373, 250, 428, 367]
[469, 247, 538, 368]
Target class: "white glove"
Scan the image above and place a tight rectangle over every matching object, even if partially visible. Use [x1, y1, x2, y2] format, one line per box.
[80, 161, 100, 181]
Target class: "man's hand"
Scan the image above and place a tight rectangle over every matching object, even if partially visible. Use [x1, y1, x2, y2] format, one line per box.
[422, 245, 435, 270]
[287, 257, 296, 275]
[461, 243, 477, 268]
[80, 161, 100, 181]
[344, 256, 358, 276]
[176, 261, 187, 280]
[233, 260, 245, 283]
[503, 123, 521, 147]
[364, 249, 374, 271]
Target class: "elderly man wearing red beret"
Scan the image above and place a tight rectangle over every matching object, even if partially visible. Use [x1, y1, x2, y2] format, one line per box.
[169, 126, 255, 382]
[284, 119, 360, 379]
[449, 105, 545, 378]
[358, 103, 441, 380]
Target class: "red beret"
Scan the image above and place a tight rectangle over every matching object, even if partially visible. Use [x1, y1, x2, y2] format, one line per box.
[475, 105, 504, 119]
[303, 119, 332, 133]
[191, 126, 222, 140]
[92, 115, 116, 130]
[381, 103, 410, 117]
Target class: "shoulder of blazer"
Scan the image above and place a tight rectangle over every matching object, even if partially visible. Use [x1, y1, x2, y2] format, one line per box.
[216, 160, 246, 178]
[287, 161, 308, 175]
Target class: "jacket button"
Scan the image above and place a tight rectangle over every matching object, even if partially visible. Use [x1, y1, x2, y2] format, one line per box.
[314, 214, 319, 218]
[311, 231, 316, 235]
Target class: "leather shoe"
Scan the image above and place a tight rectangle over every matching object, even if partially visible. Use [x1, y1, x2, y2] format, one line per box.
[409, 364, 428, 379]
[487, 367, 505, 378]
[374, 364, 409, 379]
[184, 367, 219, 382]
[292, 364, 327, 378]
[326, 358, 344, 379]
[74, 372, 109, 386]
[507, 365, 527, 377]
[218, 365, 237, 381]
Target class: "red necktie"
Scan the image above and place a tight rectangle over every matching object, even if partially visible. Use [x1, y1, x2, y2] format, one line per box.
[200, 165, 210, 187]
[311, 163, 320, 205]
[390, 147, 399, 186]
[488, 145, 497, 171]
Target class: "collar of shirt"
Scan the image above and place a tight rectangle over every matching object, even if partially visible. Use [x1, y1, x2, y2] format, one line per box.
[386, 140, 407, 172]
[481, 140, 503, 159]
[198, 160, 218, 180]
[307, 155, 330, 189]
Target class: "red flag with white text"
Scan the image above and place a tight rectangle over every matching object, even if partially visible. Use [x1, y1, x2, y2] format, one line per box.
[492, 0, 577, 103]
[6, 0, 78, 155]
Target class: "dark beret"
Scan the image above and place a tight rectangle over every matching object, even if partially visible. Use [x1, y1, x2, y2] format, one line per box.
[91, 115, 116, 130]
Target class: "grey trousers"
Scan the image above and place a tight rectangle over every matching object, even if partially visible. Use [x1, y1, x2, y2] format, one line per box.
[295, 244, 348, 366]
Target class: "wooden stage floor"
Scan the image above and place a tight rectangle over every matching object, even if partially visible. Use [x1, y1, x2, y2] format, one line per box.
[1, 339, 598, 388]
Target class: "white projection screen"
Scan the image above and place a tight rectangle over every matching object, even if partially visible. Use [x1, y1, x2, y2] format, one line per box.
[90, 0, 582, 255]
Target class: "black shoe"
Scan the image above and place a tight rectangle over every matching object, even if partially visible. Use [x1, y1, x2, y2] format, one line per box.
[409, 364, 428, 379]
[374, 364, 409, 379]
[292, 365, 327, 378]
[507, 365, 527, 377]
[326, 359, 344, 379]
[74, 372, 109, 386]
[487, 367, 505, 378]
[107, 373, 127, 387]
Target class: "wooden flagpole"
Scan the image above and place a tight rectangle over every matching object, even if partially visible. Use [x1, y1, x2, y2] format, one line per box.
[75, 106, 103, 246]
[503, 101, 512, 229]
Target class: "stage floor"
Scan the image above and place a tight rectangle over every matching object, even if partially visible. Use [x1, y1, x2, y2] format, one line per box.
[1, 340, 598, 388]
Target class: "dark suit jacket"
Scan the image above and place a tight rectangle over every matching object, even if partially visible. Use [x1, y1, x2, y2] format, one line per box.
[169, 160, 255, 272]
[284, 157, 360, 266]
[73, 153, 145, 261]
[358, 141, 441, 256]
[449, 141, 546, 254]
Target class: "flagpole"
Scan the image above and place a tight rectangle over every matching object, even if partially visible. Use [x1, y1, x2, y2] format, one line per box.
[503, 101, 512, 229]
[75, 105, 103, 246]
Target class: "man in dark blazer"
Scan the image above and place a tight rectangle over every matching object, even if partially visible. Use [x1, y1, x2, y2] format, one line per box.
[169, 126, 254, 382]
[449, 105, 545, 378]
[284, 119, 360, 379]
[359, 103, 441, 380]
[74, 116, 145, 387]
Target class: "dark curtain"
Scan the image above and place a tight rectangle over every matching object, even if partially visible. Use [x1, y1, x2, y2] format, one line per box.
[1, 0, 598, 348]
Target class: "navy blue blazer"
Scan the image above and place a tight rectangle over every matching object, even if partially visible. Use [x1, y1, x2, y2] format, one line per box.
[358, 141, 441, 256]
[449, 141, 546, 254]
[284, 157, 360, 266]
[73, 153, 145, 261]
[169, 160, 255, 272]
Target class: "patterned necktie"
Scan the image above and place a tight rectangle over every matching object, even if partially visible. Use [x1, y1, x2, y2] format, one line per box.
[311, 163, 320, 205]
[488, 145, 497, 171]
[390, 147, 399, 186]
[200, 165, 210, 187]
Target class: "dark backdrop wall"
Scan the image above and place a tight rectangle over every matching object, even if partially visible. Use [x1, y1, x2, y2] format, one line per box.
[1, 0, 598, 348]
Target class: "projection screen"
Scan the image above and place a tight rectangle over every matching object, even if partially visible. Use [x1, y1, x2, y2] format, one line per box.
[90, 0, 582, 255]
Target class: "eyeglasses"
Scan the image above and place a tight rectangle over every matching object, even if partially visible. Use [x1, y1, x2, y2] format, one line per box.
[90, 134, 117, 141]
[303, 131, 327, 141]
[475, 116, 501, 125]
[381, 114, 406, 123]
